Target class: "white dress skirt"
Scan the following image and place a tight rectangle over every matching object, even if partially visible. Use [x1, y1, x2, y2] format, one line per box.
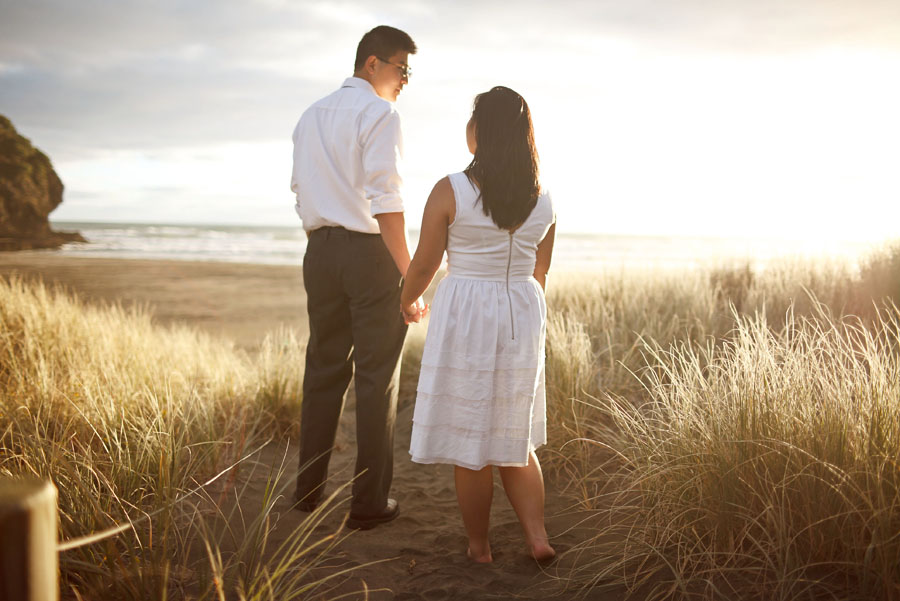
[409, 172, 555, 470]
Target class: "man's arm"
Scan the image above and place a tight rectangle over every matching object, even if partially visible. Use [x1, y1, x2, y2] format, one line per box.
[364, 108, 410, 275]
[374, 211, 412, 277]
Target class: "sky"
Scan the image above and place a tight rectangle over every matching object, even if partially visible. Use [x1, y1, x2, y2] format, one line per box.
[1, 0, 899, 241]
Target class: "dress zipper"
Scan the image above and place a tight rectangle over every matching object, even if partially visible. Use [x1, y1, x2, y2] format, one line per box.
[506, 231, 515, 340]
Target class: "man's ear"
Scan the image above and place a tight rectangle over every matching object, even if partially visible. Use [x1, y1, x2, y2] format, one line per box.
[364, 54, 379, 74]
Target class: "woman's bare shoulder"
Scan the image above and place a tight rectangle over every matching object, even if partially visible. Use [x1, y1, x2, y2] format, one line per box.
[431, 176, 453, 198]
[426, 176, 456, 218]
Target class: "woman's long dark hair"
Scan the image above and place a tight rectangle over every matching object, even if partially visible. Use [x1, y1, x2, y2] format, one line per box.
[464, 86, 540, 230]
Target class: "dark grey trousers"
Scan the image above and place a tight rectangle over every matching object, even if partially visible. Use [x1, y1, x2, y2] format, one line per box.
[296, 226, 407, 515]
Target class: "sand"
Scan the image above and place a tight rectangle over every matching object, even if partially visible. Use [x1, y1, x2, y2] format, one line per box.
[0, 252, 307, 350]
[0, 252, 620, 600]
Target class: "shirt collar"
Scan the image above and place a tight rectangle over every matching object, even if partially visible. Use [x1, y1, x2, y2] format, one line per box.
[341, 76, 378, 96]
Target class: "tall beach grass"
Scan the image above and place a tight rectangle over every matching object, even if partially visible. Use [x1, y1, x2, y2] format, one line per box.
[2, 237, 898, 600]
[0, 276, 353, 600]
[542, 241, 900, 599]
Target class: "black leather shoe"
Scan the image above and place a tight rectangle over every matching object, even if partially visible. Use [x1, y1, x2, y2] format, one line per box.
[347, 498, 399, 530]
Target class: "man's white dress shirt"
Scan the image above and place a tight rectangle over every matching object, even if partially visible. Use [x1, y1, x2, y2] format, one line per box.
[291, 77, 405, 234]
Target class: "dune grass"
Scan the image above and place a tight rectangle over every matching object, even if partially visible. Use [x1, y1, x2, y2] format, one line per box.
[0, 276, 352, 600]
[3, 239, 899, 600]
[543, 241, 900, 599]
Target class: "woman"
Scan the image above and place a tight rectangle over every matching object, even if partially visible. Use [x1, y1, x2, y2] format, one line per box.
[400, 86, 556, 563]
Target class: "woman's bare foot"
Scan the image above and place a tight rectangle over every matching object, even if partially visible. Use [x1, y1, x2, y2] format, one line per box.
[528, 541, 556, 563]
[466, 545, 493, 564]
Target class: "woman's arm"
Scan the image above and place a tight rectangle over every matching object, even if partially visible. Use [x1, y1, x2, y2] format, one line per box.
[533, 222, 556, 291]
[401, 177, 455, 321]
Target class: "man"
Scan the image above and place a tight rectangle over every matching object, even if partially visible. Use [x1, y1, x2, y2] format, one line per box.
[290, 25, 423, 530]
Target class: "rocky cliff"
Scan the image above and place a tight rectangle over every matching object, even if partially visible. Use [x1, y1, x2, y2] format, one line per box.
[0, 115, 85, 251]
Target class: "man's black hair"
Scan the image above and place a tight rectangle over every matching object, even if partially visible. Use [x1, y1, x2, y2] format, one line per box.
[354, 25, 417, 71]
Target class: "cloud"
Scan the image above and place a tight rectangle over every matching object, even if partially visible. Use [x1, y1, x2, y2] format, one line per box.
[415, 0, 900, 53]
[0, 0, 372, 154]
[4, 1, 898, 138]
[3, 0, 899, 235]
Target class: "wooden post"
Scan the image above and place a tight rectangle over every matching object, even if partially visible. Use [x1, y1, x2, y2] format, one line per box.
[0, 479, 58, 601]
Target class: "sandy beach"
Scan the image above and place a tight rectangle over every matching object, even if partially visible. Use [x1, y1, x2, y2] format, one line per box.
[0, 252, 307, 350]
[0, 252, 619, 601]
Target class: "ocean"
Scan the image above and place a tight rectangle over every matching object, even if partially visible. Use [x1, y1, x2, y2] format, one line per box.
[47, 221, 881, 272]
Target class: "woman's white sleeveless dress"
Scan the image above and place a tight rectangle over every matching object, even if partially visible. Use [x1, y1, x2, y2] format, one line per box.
[409, 172, 555, 470]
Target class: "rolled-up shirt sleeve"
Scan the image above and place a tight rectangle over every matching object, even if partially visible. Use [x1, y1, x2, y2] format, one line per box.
[361, 107, 405, 216]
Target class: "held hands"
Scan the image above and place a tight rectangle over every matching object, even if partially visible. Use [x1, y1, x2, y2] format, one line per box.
[401, 297, 429, 324]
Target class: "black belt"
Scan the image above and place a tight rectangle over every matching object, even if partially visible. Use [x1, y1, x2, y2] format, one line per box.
[311, 226, 380, 238]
